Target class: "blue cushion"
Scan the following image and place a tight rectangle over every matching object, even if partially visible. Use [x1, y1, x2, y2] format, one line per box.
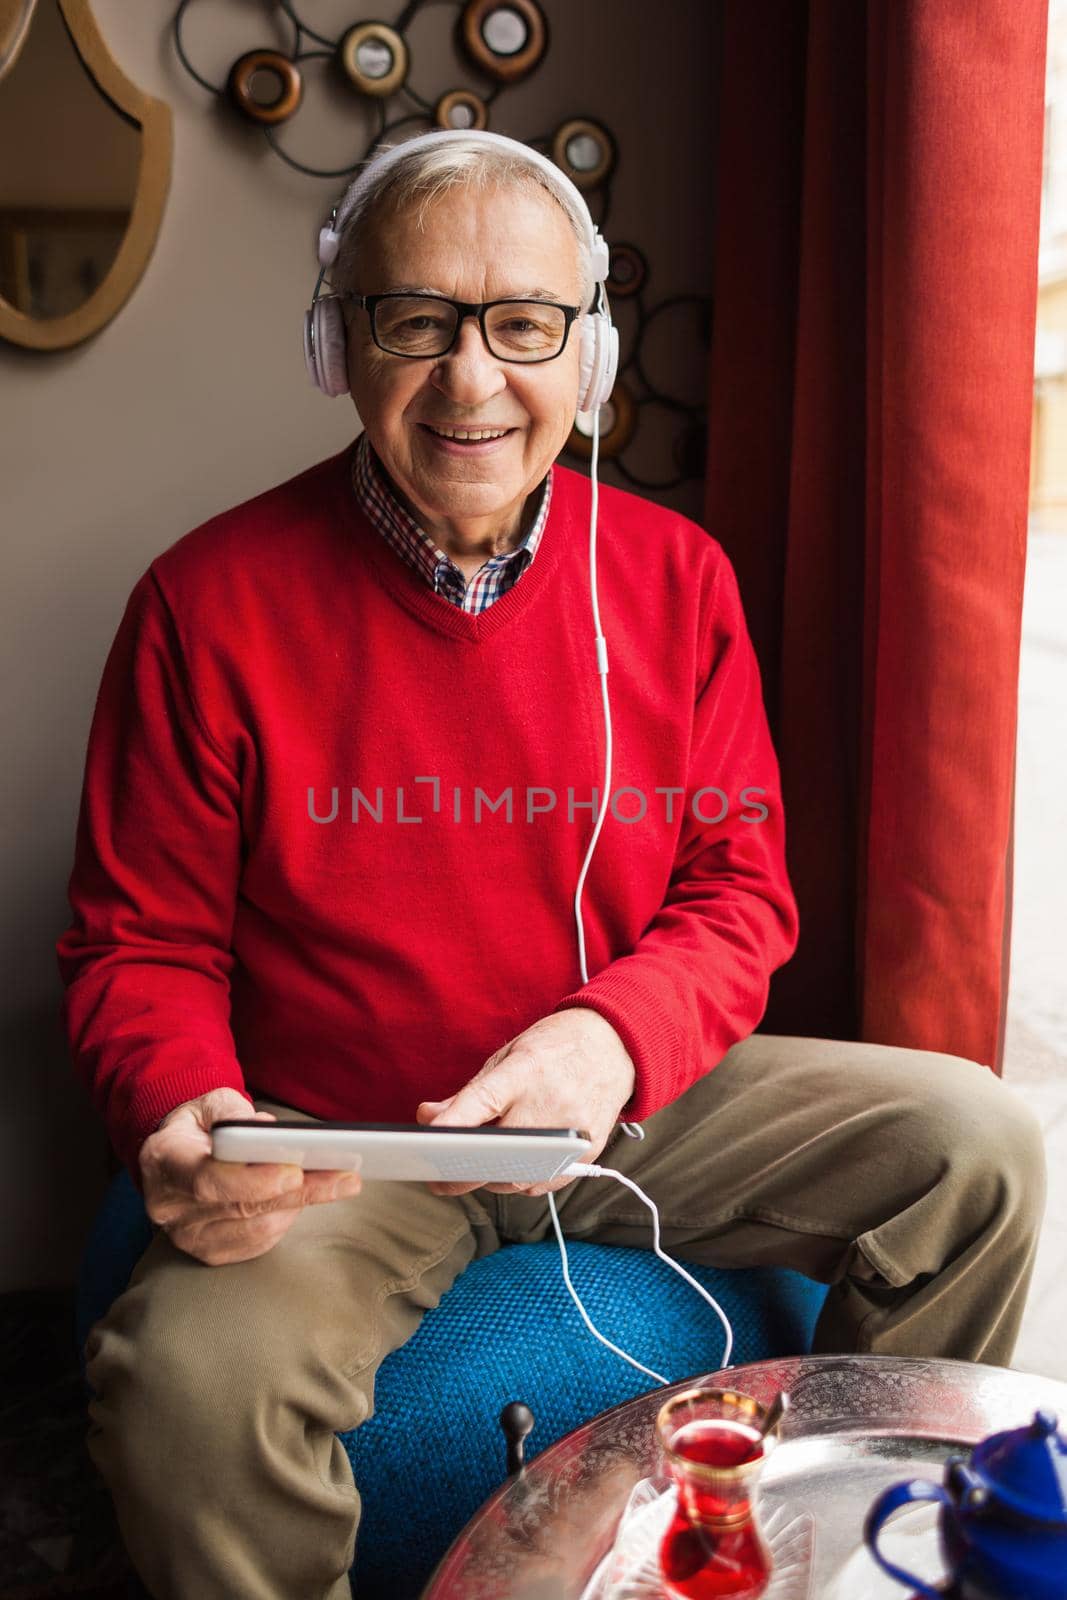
[78, 1170, 828, 1599]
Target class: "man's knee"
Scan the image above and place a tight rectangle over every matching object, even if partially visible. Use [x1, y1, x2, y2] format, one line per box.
[722, 1034, 1043, 1176]
[87, 1296, 241, 1473]
[748, 1033, 1047, 1248]
[946, 1056, 1044, 1209]
[873, 1046, 1046, 1248]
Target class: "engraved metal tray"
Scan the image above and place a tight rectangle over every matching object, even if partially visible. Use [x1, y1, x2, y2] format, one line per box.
[422, 1355, 1067, 1600]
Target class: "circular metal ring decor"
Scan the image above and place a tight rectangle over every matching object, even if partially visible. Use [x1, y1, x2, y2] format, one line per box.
[434, 88, 489, 130]
[226, 49, 303, 125]
[607, 243, 647, 299]
[459, 0, 548, 83]
[338, 22, 409, 97]
[567, 381, 637, 462]
[552, 117, 616, 191]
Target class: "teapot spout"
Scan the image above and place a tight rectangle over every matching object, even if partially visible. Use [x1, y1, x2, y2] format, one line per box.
[946, 1456, 989, 1512]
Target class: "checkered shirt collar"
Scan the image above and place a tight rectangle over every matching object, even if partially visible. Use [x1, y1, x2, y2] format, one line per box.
[350, 430, 552, 612]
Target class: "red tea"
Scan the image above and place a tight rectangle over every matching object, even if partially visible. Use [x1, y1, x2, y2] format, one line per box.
[660, 1421, 771, 1600]
[660, 1511, 771, 1600]
[673, 1420, 764, 1469]
[671, 1421, 764, 1522]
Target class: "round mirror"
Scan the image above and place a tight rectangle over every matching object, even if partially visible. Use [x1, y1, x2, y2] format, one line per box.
[338, 23, 408, 97]
[552, 118, 615, 190]
[459, 0, 547, 83]
[481, 7, 528, 54]
[434, 89, 488, 131]
[356, 39, 392, 79]
[565, 135, 600, 173]
[0, 0, 171, 350]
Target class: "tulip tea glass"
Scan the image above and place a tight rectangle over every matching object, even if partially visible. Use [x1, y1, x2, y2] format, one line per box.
[655, 1387, 779, 1599]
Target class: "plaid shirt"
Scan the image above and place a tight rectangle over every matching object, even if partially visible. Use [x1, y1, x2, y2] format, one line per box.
[350, 430, 552, 615]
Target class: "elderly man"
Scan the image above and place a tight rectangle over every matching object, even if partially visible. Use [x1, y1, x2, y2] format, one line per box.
[58, 132, 1044, 1600]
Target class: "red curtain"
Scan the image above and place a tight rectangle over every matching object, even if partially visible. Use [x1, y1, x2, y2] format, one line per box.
[704, 0, 1049, 1070]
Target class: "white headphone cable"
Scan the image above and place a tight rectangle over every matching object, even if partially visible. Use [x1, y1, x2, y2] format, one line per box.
[548, 1162, 734, 1384]
[571, 376, 644, 1144]
[548, 387, 734, 1384]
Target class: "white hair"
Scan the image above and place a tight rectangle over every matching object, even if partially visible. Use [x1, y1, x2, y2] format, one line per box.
[331, 138, 596, 314]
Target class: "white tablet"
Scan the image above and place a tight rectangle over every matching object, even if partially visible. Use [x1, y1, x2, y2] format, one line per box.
[210, 1120, 593, 1184]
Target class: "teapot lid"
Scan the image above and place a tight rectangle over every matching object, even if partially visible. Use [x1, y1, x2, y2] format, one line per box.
[971, 1411, 1067, 1523]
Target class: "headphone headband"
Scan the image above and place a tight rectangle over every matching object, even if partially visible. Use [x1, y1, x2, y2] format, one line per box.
[318, 129, 610, 285]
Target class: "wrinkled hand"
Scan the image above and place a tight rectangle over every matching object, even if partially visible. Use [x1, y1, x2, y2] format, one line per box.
[140, 1087, 363, 1266]
[416, 1008, 636, 1197]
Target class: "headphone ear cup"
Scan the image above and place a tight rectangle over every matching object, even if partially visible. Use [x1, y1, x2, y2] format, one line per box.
[302, 307, 319, 389]
[577, 312, 618, 418]
[576, 315, 597, 414]
[599, 321, 619, 408]
[304, 296, 350, 397]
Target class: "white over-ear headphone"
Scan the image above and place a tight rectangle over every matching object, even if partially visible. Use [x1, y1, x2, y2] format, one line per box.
[302, 128, 619, 420]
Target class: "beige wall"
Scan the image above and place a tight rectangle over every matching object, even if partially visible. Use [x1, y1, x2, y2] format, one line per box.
[0, 0, 718, 1290]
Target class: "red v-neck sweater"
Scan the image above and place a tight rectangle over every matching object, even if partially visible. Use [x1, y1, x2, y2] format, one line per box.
[56, 442, 799, 1191]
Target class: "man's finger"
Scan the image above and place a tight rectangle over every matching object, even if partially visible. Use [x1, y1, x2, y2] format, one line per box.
[415, 1098, 451, 1123]
[148, 1148, 304, 1206]
[423, 1071, 512, 1128]
[156, 1168, 362, 1228]
[191, 1158, 305, 1205]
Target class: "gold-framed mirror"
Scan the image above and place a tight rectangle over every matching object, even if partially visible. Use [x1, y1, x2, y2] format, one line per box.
[0, 0, 171, 350]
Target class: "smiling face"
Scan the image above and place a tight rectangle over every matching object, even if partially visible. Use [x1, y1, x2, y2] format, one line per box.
[344, 182, 586, 550]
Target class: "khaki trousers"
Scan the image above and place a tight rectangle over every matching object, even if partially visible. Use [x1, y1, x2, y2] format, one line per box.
[84, 1034, 1046, 1600]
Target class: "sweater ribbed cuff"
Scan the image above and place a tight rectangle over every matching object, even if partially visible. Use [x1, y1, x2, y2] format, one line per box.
[551, 974, 685, 1124]
[114, 1066, 255, 1196]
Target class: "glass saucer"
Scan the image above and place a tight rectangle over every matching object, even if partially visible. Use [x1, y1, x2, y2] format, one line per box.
[577, 1478, 815, 1600]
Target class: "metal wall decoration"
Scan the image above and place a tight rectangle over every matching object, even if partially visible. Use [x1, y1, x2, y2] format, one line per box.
[171, 0, 711, 490]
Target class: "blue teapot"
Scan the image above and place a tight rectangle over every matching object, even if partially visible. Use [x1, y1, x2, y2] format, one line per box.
[863, 1410, 1067, 1599]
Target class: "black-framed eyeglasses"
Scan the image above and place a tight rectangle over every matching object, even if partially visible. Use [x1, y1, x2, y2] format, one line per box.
[339, 291, 581, 363]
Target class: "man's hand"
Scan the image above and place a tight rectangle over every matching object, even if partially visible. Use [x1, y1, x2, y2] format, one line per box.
[415, 1008, 636, 1198]
[140, 1087, 363, 1266]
